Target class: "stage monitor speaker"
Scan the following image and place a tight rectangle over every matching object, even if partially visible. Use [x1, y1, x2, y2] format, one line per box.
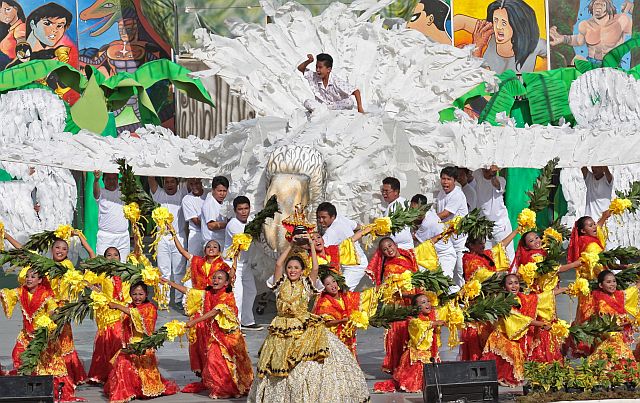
[423, 360, 498, 403]
[0, 375, 54, 402]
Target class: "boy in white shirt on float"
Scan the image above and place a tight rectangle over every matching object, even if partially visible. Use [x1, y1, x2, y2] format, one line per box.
[582, 166, 613, 219]
[181, 178, 206, 258]
[381, 176, 414, 250]
[298, 53, 364, 113]
[435, 166, 468, 287]
[93, 171, 130, 262]
[201, 176, 229, 247]
[149, 176, 188, 309]
[224, 196, 262, 331]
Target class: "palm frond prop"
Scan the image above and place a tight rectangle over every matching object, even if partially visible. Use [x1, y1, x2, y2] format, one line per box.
[122, 326, 170, 355]
[464, 292, 517, 322]
[526, 158, 559, 212]
[388, 201, 429, 235]
[615, 180, 640, 214]
[78, 256, 143, 284]
[244, 195, 280, 238]
[117, 159, 158, 216]
[0, 249, 68, 279]
[368, 304, 418, 328]
[318, 264, 348, 291]
[18, 327, 49, 375]
[569, 314, 621, 347]
[21, 231, 58, 254]
[451, 208, 495, 241]
[599, 246, 640, 268]
[547, 219, 571, 241]
[50, 290, 94, 338]
[536, 237, 565, 276]
[589, 263, 640, 290]
[411, 269, 454, 295]
[478, 272, 507, 296]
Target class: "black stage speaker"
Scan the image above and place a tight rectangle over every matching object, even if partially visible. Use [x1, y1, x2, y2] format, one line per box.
[0, 375, 54, 402]
[423, 360, 498, 403]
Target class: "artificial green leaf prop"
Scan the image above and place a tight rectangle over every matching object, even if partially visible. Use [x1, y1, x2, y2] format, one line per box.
[455, 208, 495, 241]
[526, 158, 559, 212]
[589, 263, 640, 290]
[388, 201, 429, 235]
[478, 70, 527, 125]
[50, 290, 94, 338]
[244, 195, 280, 238]
[478, 272, 507, 296]
[117, 159, 158, 216]
[122, 325, 170, 355]
[522, 74, 572, 125]
[0, 60, 87, 94]
[547, 219, 572, 241]
[615, 180, 640, 214]
[21, 231, 59, 254]
[603, 33, 640, 68]
[369, 304, 419, 328]
[70, 67, 109, 134]
[411, 269, 454, 295]
[0, 249, 68, 279]
[463, 292, 517, 322]
[18, 327, 48, 375]
[599, 246, 640, 268]
[78, 256, 144, 284]
[535, 237, 564, 276]
[569, 315, 621, 346]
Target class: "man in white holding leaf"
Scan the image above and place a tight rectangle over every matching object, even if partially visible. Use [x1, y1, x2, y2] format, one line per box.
[93, 171, 130, 262]
[381, 177, 414, 250]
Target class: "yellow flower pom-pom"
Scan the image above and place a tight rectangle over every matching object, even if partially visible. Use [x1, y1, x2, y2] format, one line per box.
[567, 278, 590, 297]
[446, 303, 465, 326]
[165, 320, 187, 341]
[462, 279, 481, 300]
[542, 228, 563, 245]
[152, 207, 173, 226]
[123, 202, 141, 223]
[90, 291, 110, 308]
[609, 198, 632, 215]
[517, 262, 538, 287]
[532, 254, 545, 263]
[54, 224, 73, 242]
[141, 266, 161, 286]
[517, 208, 537, 233]
[580, 252, 600, 271]
[550, 319, 570, 340]
[224, 233, 253, 259]
[349, 311, 369, 329]
[35, 315, 56, 331]
[372, 217, 392, 236]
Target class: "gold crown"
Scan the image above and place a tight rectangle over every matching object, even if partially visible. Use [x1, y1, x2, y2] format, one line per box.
[282, 204, 316, 232]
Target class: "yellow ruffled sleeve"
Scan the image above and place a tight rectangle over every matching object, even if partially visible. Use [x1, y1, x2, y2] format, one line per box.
[597, 226, 608, 249]
[501, 311, 533, 341]
[339, 238, 360, 266]
[535, 290, 555, 322]
[129, 307, 148, 335]
[415, 240, 439, 272]
[584, 241, 604, 255]
[470, 268, 496, 283]
[359, 288, 379, 318]
[121, 282, 132, 304]
[624, 285, 639, 318]
[491, 243, 509, 272]
[184, 289, 205, 317]
[213, 304, 240, 331]
[0, 288, 19, 318]
[408, 317, 434, 350]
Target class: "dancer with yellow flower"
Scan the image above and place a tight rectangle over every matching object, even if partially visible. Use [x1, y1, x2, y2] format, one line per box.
[104, 282, 178, 403]
[249, 232, 369, 402]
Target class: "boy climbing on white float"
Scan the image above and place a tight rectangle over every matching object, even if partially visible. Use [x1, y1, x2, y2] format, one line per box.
[297, 53, 364, 113]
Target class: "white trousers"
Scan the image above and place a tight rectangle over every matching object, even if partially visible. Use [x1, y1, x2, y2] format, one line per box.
[96, 230, 130, 263]
[187, 230, 204, 257]
[343, 265, 366, 291]
[157, 234, 186, 304]
[230, 261, 257, 326]
[486, 218, 515, 262]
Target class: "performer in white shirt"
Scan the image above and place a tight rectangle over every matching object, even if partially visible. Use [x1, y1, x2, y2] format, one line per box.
[224, 196, 262, 330]
[201, 176, 229, 246]
[93, 171, 130, 262]
[381, 177, 414, 250]
[182, 178, 206, 257]
[411, 194, 457, 286]
[472, 166, 515, 261]
[150, 176, 188, 308]
[457, 168, 477, 210]
[582, 166, 613, 219]
[316, 202, 369, 291]
[435, 167, 468, 287]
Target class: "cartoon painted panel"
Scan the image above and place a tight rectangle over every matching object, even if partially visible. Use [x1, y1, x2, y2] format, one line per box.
[453, 0, 549, 73]
[407, 0, 453, 44]
[548, 0, 633, 68]
[0, 1, 78, 69]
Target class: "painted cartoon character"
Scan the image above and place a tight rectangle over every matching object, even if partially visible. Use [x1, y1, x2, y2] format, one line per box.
[0, 0, 26, 66]
[407, 0, 452, 45]
[453, 0, 548, 73]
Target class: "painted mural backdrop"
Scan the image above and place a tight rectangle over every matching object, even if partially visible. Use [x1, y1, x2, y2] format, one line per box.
[548, 0, 634, 68]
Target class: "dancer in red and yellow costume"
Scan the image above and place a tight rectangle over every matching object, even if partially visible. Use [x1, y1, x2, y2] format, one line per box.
[393, 293, 445, 393]
[481, 274, 558, 386]
[87, 247, 130, 384]
[312, 270, 378, 357]
[104, 282, 178, 403]
[0, 266, 82, 401]
[164, 270, 253, 399]
[171, 229, 232, 376]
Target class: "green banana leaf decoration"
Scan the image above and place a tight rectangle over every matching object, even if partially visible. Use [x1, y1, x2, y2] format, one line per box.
[0, 60, 87, 94]
[522, 73, 573, 126]
[478, 70, 526, 125]
[603, 33, 640, 69]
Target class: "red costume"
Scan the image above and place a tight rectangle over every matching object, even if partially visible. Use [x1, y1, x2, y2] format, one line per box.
[103, 301, 178, 403]
[312, 290, 363, 356]
[182, 288, 253, 398]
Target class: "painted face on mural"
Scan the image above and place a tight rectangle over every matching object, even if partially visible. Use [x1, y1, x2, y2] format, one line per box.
[492, 8, 514, 45]
[31, 16, 68, 47]
[591, 0, 608, 19]
[0, 2, 18, 25]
